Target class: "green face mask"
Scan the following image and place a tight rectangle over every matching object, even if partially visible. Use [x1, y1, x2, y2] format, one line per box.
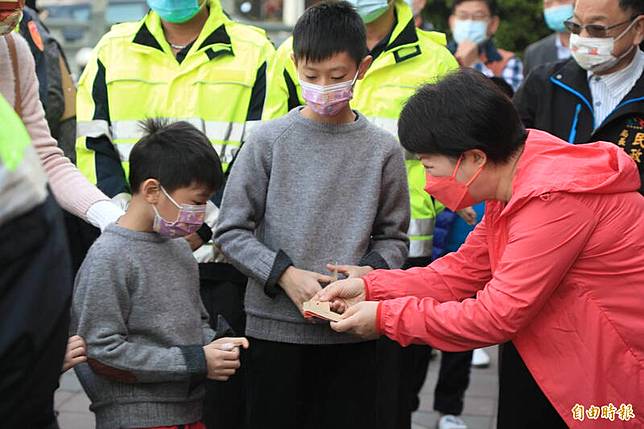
[146, 0, 204, 24]
[347, 0, 390, 23]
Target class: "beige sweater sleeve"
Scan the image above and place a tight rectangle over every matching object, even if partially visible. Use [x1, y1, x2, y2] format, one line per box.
[1, 33, 109, 219]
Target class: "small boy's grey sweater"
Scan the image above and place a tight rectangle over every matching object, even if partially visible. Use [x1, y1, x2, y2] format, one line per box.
[215, 108, 410, 345]
[71, 224, 216, 429]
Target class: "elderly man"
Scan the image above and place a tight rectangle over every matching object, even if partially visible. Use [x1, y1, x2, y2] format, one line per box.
[514, 0, 643, 193]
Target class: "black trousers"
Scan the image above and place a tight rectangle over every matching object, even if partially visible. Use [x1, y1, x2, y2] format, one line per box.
[382, 257, 473, 429]
[245, 338, 378, 429]
[199, 263, 247, 429]
[0, 196, 72, 428]
[497, 342, 567, 429]
[62, 210, 99, 274]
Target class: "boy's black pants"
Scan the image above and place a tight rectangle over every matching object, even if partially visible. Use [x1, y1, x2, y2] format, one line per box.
[245, 337, 378, 429]
[380, 257, 473, 429]
[199, 263, 247, 429]
[0, 195, 72, 428]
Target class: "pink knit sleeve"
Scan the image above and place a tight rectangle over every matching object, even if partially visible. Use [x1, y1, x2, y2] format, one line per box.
[14, 34, 108, 218]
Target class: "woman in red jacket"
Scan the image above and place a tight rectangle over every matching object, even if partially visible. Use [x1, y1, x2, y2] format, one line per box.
[316, 69, 644, 428]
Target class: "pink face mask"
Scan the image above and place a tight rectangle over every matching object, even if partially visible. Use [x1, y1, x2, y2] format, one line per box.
[300, 71, 359, 116]
[152, 187, 206, 238]
[424, 155, 485, 211]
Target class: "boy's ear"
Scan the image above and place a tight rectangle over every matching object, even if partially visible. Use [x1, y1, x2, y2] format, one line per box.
[290, 53, 297, 66]
[357, 55, 373, 80]
[141, 179, 162, 204]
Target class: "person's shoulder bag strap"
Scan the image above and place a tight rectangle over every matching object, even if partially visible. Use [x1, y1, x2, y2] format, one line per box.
[6, 33, 23, 117]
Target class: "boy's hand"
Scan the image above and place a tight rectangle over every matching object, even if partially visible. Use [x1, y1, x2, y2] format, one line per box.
[313, 278, 367, 315]
[203, 337, 249, 381]
[279, 267, 335, 315]
[326, 263, 374, 279]
[456, 206, 478, 226]
[185, 232, 204, 251]
[62, 335, 87, 372]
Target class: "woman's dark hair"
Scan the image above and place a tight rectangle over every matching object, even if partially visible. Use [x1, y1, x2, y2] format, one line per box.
[398, 68, 526, 163]
[293, 0, 368, 65]
[129, 119, 223, 194]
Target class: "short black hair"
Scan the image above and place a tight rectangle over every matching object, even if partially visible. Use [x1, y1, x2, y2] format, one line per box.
[452, 0, 498, 16]
[293, 1, 368, 65]
[129, 119, 223, 195]
[398, 68, 526, 164]
[619, 0, 644, 16]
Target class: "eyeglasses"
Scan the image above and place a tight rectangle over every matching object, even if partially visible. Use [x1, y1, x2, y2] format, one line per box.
[563, 17, 637, 38]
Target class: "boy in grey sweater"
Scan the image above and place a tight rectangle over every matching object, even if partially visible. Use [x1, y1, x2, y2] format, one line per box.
[71, 120, 249, 429]
[214, 3, 410, 428]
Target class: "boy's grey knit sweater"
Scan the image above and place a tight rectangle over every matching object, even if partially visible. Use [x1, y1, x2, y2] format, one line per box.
[71, 224, 216, 429]
[215, 107, 410, 345]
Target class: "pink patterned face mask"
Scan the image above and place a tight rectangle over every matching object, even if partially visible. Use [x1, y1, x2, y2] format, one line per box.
[152, 187, 206, 238]
[300, 71, 359, 116]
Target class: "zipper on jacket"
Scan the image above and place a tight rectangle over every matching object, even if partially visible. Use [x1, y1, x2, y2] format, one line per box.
[568, 104, 582, 143]
[549, 75, 596, 132]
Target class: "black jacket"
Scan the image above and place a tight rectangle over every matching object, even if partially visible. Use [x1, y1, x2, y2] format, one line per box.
[514, 57, 644, 193]
[523, 33, 559, 76]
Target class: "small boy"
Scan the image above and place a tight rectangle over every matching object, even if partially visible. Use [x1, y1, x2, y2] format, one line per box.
[214, 3, 410, 428]
[71, 120, 248, 429]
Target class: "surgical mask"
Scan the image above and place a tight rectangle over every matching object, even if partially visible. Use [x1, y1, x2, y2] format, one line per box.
[452, 19, 488, 45]
[146, 0, 202, 24]
[300, 71, 359, 117]
[346, 0, 389, 24]
[543, 4, 573, 33]
[152, 186, 207, 238]
[424, 155, 485, 211]
[570, 20, 638, 73]
[0, 9, 22, 36]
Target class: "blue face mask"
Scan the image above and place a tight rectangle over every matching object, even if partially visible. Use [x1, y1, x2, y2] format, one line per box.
[346, 0, 390, 24]
[453, 19, 488, 45]
[147, 0, 202, 24]
[543, 4, 573, 33]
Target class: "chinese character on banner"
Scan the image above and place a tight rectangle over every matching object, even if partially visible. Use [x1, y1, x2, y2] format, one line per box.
[572, 404, 585, 421]
[634, 132, 644, 149]
[601, 403, 617, 421]
[617, 404, 635, 422]
[619, 129, 630, 147]
[586, 405, 601, 420]
[631, 148, 642, 164]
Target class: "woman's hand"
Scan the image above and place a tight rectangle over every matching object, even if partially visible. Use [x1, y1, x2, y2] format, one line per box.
[330, 301, 380, 340]
[313, 277, 367, 314]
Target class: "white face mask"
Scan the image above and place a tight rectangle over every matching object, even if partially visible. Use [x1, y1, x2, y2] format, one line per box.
[570, 19, 639, 73]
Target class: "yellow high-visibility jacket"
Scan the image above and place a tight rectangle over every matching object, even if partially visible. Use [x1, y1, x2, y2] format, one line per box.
[76, 0, 280, 202]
